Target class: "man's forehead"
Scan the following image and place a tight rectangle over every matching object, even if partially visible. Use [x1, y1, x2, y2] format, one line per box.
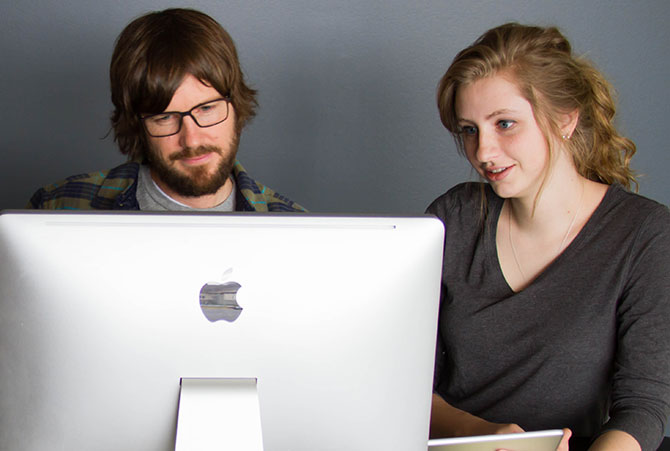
[162, 75, 223, 111]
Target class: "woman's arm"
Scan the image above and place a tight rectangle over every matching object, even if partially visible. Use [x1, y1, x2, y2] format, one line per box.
[430, 393, 524, 438]
[589, 430, 641, 451]
[431, 394, 572, 450]
[605, 206, 670, 450]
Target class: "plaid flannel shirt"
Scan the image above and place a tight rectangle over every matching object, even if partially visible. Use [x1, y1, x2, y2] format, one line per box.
[28, 161, 305, 212]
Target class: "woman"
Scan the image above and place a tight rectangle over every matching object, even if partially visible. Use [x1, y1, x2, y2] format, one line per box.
[428, 23, 670, 451]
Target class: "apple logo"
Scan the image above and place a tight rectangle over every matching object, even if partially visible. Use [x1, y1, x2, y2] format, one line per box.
[199, 268, 243, 322]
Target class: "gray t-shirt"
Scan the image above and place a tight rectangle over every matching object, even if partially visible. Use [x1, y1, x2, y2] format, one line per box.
[427, 182, 670, 451]
[136, 164, 235, 212]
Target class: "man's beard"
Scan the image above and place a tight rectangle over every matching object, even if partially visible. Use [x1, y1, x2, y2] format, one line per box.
[148, 134, 239, 198]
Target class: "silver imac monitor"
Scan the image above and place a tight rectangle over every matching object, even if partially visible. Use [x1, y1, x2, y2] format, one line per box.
[0, 211, 444, 451]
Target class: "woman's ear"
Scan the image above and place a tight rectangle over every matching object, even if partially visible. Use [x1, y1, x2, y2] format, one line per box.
[560, 109, 579, 140]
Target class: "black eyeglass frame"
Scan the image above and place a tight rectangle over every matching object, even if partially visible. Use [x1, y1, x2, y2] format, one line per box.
[140, 97, 231, 138]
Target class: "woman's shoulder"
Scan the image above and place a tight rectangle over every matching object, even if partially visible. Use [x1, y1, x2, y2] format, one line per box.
[426, 182, 496, 217]
[590, 186, 670, 260]
[604, 185, 670, 228]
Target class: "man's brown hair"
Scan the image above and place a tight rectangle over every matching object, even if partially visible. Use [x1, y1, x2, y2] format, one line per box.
[110, 8, 257, 160]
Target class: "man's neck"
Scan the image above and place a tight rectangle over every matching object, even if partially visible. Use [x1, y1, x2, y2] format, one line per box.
[150, 170, 234, 209]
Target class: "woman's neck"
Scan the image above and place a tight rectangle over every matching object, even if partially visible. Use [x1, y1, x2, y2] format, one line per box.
[497, 153, 608, 292]
[507, 152, 586, 232]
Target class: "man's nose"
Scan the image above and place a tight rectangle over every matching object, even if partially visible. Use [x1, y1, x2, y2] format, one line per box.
[178, 115, 203, 149]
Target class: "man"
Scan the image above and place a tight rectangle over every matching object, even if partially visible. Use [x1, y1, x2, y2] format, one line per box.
[29, 8, 304, 212]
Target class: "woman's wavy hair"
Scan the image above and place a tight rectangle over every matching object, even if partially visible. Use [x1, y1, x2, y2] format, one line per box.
[110, 8, 258, 161]
[437, 22, 637, 191]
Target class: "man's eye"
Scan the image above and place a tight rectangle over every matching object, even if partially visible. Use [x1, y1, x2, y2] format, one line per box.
[196, 102, 223, 115]
[151, 114, 174, 124]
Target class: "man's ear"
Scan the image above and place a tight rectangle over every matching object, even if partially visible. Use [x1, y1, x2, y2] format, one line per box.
[560, 109, 579, 139]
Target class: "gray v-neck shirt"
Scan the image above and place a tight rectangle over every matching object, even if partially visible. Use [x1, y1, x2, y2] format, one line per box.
[427, 182, 670, 451]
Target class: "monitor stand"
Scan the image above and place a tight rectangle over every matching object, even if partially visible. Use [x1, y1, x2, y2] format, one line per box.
[174, 378, 264, 451]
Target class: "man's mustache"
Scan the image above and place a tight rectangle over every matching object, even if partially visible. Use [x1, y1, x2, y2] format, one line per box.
[169, 145, 222, 162]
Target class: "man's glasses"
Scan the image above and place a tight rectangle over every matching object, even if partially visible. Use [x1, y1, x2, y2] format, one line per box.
[141, 97, 230, 137]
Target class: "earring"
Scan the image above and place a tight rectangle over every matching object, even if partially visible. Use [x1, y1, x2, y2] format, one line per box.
[562, 134, 570, 140]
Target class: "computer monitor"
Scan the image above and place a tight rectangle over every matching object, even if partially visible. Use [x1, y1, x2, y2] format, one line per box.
[0, 211, 444, 450]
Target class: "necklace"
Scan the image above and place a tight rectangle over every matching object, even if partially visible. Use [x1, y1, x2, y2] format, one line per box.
[507, 181, 585, 282]
[556, 181, 585, 254]
[508, 204, 527, 281]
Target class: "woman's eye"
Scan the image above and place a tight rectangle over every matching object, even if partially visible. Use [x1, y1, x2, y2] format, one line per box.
[498, 120, 515, 130]
[460, 126, 477, 136]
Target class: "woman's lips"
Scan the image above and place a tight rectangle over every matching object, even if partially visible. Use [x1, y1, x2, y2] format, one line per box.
[485, 165, 513, 181]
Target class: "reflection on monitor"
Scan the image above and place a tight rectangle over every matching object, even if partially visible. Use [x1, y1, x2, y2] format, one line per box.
[0, 211, 444, 450]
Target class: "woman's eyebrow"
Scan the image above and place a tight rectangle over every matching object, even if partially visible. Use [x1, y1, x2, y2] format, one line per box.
[486, 108, 515, 120]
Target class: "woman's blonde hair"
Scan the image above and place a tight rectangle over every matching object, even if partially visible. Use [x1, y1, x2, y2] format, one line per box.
[437, 23, 637, 190]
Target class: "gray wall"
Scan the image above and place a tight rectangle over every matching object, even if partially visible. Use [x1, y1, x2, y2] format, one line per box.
[1, 0, 668, 213]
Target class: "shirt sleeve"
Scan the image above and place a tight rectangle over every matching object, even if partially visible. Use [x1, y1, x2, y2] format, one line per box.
[601, 205, 670, 451]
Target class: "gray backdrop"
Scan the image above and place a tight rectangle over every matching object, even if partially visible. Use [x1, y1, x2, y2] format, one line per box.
[1, 0, 668, 213]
